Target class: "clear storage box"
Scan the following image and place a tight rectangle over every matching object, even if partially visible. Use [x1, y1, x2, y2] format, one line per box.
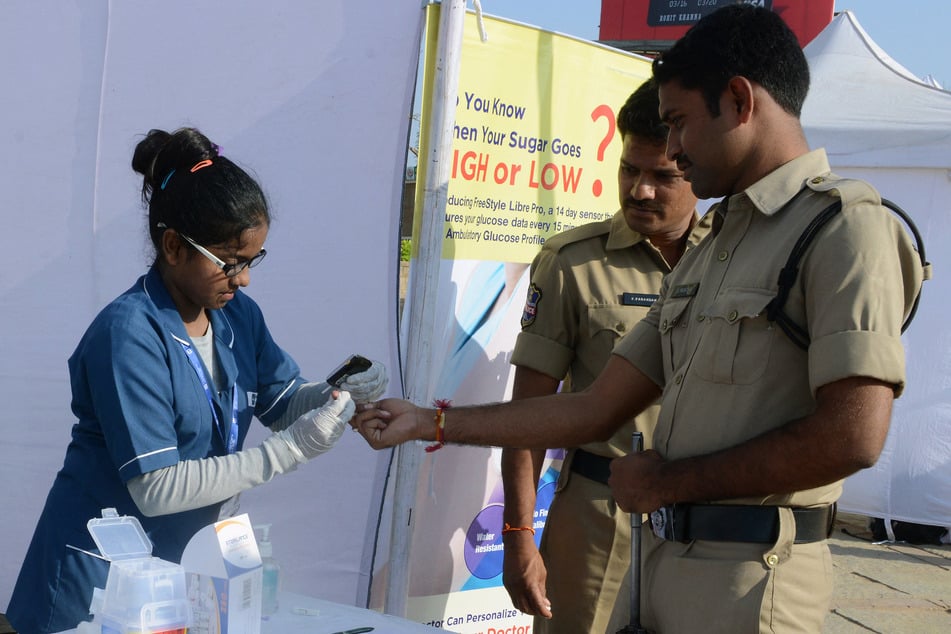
[87, 509, 191, 634]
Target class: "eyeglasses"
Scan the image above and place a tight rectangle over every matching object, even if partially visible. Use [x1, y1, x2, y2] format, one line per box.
[178, 233, 266, 278]
[157, 223, 267, 277]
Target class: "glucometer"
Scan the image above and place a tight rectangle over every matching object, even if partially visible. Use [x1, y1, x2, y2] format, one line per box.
[326, 354, 372, 387]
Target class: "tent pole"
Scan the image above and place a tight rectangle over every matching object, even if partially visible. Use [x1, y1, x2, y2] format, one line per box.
[385, 0, 466, 618]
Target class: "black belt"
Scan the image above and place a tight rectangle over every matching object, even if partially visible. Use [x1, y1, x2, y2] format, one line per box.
[650, 503, 836, 544]
[569, 448, 612, 485]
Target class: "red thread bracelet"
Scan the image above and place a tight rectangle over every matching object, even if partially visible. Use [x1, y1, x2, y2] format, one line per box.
[425, 399, 452, 453]
[501, 522, 535, 536]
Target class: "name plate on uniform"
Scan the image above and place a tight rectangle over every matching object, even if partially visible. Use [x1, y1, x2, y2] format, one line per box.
[670, 283, 699, 299]
[622, 292, 659, 307]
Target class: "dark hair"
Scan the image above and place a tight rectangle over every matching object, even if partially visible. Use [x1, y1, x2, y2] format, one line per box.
[132, 127, 270, 252]
[617, 78, 667, 145]
[652, 4, 810, 117]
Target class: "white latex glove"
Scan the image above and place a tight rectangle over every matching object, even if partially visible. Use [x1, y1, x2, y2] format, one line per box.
[339, 360, 388, 403]
[286, 390, 355, 459]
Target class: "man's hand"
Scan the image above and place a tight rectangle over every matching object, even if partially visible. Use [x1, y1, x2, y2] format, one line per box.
[608, 449, 668, 513]
[502, 533, 552, 618]
[353, 398, 427, 449]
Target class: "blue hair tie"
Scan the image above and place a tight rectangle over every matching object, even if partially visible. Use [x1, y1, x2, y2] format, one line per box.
[159, 168, 176, 190]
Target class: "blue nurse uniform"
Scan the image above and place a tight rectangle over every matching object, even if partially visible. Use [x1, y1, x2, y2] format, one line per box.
[8, 266, 305, 633]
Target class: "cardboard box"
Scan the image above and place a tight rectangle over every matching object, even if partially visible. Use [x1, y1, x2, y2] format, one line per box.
[182, 514, 262, 634]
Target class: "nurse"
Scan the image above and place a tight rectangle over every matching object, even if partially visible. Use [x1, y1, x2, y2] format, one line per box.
[7, 127, 387, 633]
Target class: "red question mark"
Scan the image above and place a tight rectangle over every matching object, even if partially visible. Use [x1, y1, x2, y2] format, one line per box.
[590, 104, 616, 197]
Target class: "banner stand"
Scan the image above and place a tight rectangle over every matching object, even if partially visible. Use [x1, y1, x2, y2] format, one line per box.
[385, 0, 466, 618]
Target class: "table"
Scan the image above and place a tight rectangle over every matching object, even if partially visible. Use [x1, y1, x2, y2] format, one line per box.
[262, 592, 450, 633]
[57, 591, 451, 633]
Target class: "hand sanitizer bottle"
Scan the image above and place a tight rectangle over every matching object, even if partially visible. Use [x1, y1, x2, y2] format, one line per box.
[255, 524, 280, 617]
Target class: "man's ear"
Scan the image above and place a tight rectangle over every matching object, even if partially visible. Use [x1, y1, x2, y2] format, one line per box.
[726, 76, 755, 123]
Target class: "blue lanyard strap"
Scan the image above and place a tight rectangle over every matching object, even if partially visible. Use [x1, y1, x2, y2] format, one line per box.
[179, 340, 239, 454]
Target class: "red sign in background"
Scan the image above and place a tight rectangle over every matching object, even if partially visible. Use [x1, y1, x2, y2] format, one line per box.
[599, 0, 835, 49]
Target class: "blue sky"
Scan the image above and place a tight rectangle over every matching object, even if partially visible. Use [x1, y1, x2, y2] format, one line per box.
[484, 0, 950, 88]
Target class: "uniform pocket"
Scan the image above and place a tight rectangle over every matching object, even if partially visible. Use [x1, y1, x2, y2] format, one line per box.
[693, 288, 775, 385]
[586, 303, 649, 340]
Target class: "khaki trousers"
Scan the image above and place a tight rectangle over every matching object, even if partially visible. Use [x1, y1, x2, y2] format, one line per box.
[642, 507, 834, 633]
[535, 461, 631, 634]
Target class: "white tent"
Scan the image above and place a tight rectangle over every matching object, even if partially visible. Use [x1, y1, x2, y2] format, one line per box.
[801, 11, 951, 529]
[0, 0, 422, 611]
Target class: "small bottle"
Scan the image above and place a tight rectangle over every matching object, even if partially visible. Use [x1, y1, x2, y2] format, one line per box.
[255, 524, 281, 617]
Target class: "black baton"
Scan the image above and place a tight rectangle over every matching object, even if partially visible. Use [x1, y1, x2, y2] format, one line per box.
[617, 431, 649, 633]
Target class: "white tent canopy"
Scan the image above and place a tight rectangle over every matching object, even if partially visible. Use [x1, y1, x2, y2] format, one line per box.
[802, 11, 951, 528]
[803, 10, 951, 168]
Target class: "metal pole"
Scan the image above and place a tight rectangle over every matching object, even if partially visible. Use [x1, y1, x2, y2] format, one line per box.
[618, 431, 648, 633]
[384, 0, 466, 619]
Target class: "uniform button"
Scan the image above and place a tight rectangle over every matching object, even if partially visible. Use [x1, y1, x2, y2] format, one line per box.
[616, 322, 626, 332]
[766, 554, 780, 567]
[728, 310, 739, 322]
[718, 250, 729, 261]
[697, 314, 705, 322]
[662, 319, 668, 330]
[674, 374, 683, 385]
[811, 176, 824, 184]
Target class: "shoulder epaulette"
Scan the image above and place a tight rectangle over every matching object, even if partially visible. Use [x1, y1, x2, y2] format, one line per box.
[543, 217, 613, 254]
[805, 173, 879, 208]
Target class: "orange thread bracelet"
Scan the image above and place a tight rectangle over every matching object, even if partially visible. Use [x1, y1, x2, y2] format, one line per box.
[502, 522, 535, 536]
[425, 399, 451, 453]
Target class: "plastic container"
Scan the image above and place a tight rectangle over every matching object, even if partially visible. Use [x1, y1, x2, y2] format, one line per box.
[254, 524, 280, 617]
[87, 509, 191, 634]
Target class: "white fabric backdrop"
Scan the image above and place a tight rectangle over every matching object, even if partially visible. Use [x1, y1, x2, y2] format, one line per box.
[0, 0, 423, 610]
[802, 11, 951, 528]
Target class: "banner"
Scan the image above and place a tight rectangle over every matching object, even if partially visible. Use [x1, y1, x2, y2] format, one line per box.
[396, 8, 652, 632]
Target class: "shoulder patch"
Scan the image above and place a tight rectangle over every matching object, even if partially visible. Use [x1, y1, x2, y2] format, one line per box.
[521, 283, 542, 328]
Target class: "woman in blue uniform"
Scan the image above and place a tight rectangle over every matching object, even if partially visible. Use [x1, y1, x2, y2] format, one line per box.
[7, 127, 387, 633]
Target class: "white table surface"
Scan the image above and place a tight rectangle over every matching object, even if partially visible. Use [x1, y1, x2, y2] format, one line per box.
[57, 591, 451, 633]
[261, 591, 450, 633]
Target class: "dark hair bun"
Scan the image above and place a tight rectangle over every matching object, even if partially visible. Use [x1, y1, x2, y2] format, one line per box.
[131, 129, 172, 180]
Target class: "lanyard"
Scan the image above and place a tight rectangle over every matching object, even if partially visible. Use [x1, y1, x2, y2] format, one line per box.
[179, 340, 239, 454]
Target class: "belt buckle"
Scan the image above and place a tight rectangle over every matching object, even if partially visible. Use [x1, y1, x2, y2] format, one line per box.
[650, 506, 674, 540]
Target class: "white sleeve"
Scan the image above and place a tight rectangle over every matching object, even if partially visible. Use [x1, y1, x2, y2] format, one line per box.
[127, 431, 306, 517]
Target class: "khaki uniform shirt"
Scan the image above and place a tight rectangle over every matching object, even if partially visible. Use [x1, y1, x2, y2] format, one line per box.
[512, 209, 710, 457]
[615, 149, 924, 507]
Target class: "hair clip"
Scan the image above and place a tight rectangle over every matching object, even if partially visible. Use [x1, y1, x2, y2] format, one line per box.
[190, 159, 213, 173]
[159, 169, 176, 190]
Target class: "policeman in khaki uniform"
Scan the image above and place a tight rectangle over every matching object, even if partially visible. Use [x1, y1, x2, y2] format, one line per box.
[355, 6, 926, 632]
[608, 148, 921, 631]
[607, 7, 926, 631]
[500, 78, 708, 634]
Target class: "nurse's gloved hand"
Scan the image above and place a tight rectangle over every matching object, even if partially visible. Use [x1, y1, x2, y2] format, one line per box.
[339, 360, 388, 403]
[286, 390, 355, 459]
